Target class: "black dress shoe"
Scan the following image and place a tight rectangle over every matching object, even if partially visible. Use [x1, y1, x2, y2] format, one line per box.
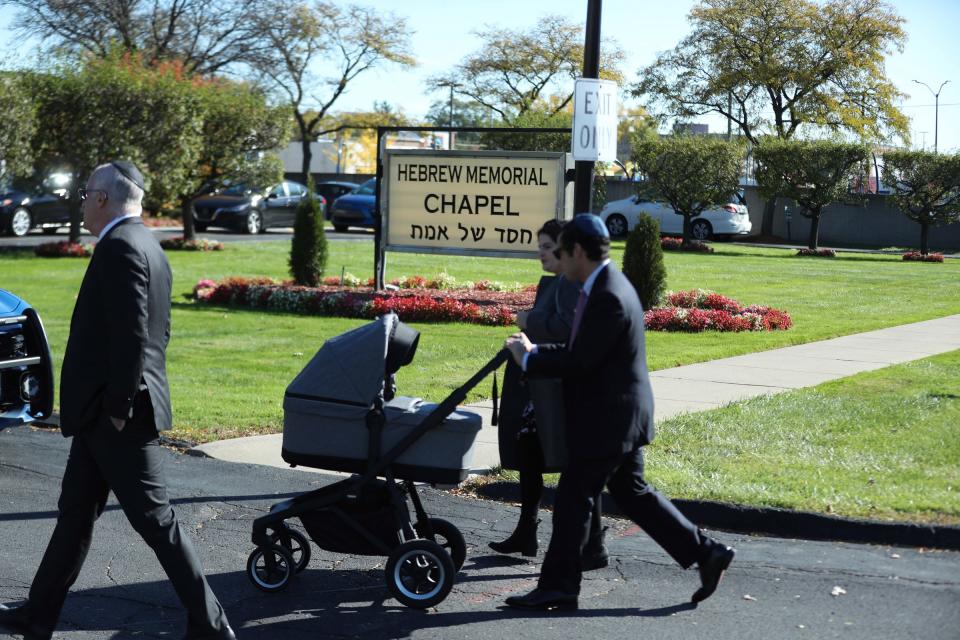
[182, 625, 237, 640]
[580, 548, 609, 571]
[504, 588, 578, 611]
[488, 519, 539, 557]
[0, 604, 53, 640]
[692, 543, 735, 603]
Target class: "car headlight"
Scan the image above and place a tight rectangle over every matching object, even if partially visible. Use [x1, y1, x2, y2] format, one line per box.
[20, 372, 40, 401]
[222, 203, 249, 213]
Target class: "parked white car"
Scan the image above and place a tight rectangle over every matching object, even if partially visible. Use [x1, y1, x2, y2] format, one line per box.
[599, 193, 752, 240]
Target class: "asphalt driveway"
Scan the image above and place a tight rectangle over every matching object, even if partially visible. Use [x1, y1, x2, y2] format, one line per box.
[1, 425, 958, 640]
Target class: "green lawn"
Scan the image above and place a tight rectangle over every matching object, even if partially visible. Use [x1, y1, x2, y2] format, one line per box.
[2, 239, 959, 443]
[642, 349, 960, 525]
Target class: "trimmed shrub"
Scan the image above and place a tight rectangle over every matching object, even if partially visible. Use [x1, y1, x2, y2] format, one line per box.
[622, 213, 666, 311]
[796, 248, 836, 257]
[289, 181, 328, 286]
[34, 241, 94, 257]
[160, 236, 224, 251]
[661, 236, 714, 253]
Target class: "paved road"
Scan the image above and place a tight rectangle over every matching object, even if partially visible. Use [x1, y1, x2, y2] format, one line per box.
[0, 226, 373, 248]
[2, 426, 957, 639]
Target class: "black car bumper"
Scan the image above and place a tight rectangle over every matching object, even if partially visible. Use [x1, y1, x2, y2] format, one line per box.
[0, 308, 54, 428]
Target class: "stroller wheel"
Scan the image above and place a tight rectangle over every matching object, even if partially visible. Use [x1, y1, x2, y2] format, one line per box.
[416, 518, 467, 572]
[271, 527, 312, 573]
[385, 539, 455, 609]
[247, 544, 295, 593]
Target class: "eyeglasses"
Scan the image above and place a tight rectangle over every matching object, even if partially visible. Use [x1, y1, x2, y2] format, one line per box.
[77, 188, 107, 201]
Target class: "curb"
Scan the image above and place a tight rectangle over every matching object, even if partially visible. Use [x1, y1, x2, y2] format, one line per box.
[474, 481, 960, 551]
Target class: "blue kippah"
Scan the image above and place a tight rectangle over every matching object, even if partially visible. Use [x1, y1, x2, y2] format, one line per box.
[570, 213, 610, 239]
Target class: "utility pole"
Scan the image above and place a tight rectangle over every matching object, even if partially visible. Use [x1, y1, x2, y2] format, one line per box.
[436, 80, 459, 150]
[573, 0, 602, 215]
[913, 79, 950, 153]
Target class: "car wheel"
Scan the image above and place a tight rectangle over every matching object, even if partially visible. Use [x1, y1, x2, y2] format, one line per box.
[333, 224, 348, 233]
[605, 214, 628, 238]
[691, 219, 712, 241]
[245, 211, 262, 234]
[194, 221, 208, 232]
[42, 227, 59, 235]
[9, 208, 32, 237]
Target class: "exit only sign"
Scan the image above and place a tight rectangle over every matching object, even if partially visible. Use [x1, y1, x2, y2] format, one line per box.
[571, 78, 618, 162]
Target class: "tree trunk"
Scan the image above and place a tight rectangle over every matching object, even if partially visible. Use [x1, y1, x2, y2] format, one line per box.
[182, 196, 196, 242]
[761, 197, 777, 236]
[682, 214, 692, 245]
[300, 136, 312, 185]
[808, 212, 822, 251]
[920, 221, 929, 255]
[68, 193, 82, 244]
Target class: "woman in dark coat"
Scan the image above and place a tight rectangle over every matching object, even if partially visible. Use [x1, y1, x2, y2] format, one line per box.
[490, 220, 606, 568]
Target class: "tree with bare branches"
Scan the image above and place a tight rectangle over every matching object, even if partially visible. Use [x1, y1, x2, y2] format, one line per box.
[249, 1, 415, 182]
[0, 0, 267, 75]
[430, 15, 624, 124]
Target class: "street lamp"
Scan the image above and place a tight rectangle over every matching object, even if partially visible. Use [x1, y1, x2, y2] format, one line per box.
[912, 79, 950, 153]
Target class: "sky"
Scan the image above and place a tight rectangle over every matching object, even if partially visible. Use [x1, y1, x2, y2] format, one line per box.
[1, 0, 958, 152]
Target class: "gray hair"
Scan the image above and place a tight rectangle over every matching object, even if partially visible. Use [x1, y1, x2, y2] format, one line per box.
[91, 163, 144, 215]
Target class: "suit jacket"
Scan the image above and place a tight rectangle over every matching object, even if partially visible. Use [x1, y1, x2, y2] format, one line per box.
[59, 218, 173, 436]
[498, 274, 578, 471]
[526, 264, 655, 460]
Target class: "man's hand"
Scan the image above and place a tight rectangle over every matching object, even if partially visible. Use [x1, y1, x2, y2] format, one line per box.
[110, 416, 126, 432]
[516, 310, 529, 330]
[505, 332, 533, 366]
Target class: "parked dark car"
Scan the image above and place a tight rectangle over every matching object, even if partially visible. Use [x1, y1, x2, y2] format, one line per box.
[0, 289, 54, 429]
[1, 173, 73, 237]
[329, 178, 377, 232]
[314, 180, 358, 220]
[191, 180, 324, 234]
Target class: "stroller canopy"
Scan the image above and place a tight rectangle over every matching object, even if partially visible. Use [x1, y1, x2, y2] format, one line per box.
[285, 313, 418, 407]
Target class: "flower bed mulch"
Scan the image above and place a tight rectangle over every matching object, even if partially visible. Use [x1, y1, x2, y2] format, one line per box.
[796, 248, 836, 258]
[160, 236, 224, 251]
[661, 236, 714, 253]
[141, 215, 181, 228]
[193, 277, 531, 326]
[34, 241, 95, 258]
[902, 251, 944, 263]
[645, 289, 792, 332]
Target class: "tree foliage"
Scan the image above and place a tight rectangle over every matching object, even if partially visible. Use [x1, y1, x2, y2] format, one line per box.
[882, 151, 960, 255]
[289, 180, 328, 286]
[25, 54, 203, 241]
[479, 109, 572, 153]
[178, 79, 290, 239]
[631, 135, 744, 244]
[0, 0, 268, 75]
[632, 0, 909, 144]
[622, 213, 667, 311]
[754, 138, 869, 250]
[0, 73, 36, 179]
[430, 15, 625, 124]
[249, 1, 415, 180]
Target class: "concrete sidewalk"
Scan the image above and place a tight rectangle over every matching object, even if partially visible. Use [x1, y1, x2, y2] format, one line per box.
[193, 314, 960, 474]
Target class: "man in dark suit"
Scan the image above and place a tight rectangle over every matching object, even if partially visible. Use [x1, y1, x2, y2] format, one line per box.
[503, 214, 735, 611]
[0, 162, 236, 640]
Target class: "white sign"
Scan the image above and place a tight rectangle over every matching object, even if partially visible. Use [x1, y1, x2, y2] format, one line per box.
[383, 150, 572, 258]
[571, 78, 618, 162]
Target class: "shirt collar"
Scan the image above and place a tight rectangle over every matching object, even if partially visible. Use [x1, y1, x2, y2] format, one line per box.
[98, 214, 140, 240]
[582, 259, 611, 296]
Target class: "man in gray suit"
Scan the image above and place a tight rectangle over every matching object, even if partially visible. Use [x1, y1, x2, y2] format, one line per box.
[0, 162, 236, 640]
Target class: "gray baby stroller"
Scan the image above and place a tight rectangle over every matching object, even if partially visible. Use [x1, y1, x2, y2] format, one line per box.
[246, 313, 507, 608]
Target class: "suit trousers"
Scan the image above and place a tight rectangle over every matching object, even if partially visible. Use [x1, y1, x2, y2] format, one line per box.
[538, 445, 704, 595]
[25, 406, 229, 637]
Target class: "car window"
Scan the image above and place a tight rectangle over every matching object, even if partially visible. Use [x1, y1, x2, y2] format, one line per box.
[222, 183, 251, 196]
[270, 183, 287, 198]
[289, 182, 307, 197]
[355, 179, 376, 195]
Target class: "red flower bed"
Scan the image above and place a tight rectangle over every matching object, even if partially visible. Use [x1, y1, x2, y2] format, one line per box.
[34, 241, 94, 258]
[796, 248, 836, 257]
[193, 276, 532, 326]
[902, 251, 944, 263]
[645, 289, 792, 332]
[160, 236, 224, 251]
[661, 236, 714, 253]
[141, 215, 181, 228]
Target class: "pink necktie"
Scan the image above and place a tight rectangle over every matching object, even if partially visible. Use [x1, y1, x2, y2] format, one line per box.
[569, 289, 588, 347]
